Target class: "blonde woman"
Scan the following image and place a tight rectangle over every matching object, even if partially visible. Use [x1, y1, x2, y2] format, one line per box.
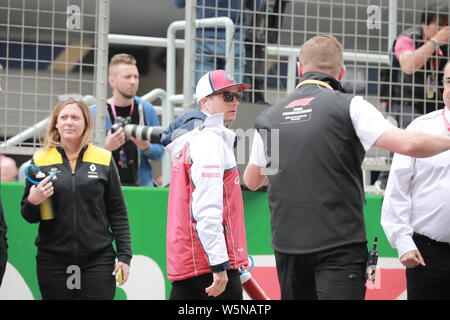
[21, 96, 131, 300]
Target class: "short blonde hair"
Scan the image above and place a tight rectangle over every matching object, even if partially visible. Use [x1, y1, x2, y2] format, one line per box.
[108, 53, 137, 76]
[43, 98, 93, 153]
[299, 35, 343, 76]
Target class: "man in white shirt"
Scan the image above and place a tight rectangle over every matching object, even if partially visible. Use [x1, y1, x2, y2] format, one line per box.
[244, 35, 450, 300]
[165, 70, 250, 300]
[381, 61, 450, 300]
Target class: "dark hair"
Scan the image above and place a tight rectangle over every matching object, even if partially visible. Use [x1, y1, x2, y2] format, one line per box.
[421, 2, 448, 25]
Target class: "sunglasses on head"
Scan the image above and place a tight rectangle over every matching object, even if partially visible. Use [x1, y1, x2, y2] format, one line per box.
[57, 94, 84, 102]
[210, 91, 242, 102]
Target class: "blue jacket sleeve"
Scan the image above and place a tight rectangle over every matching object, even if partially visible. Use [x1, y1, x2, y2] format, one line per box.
[142, 101, 164, 161]
[89, 105, 112, 132]
[172, 0, 185, 8]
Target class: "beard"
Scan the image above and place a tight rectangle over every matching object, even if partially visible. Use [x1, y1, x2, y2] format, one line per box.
[117, 87, 136, 100]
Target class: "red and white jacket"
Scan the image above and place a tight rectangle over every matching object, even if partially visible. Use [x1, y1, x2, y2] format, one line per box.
[165, 113, 248, 281]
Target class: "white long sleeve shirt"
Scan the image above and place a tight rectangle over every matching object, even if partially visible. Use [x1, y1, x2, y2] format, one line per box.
[381, 107, 450, 258]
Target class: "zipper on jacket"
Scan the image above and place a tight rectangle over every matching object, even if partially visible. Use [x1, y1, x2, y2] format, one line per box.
[71, 152, 83, 264]
[223, 223, 231, 236]
[59, 146, 84, 264]
[72, 169, 77, 263]
[67, 152, 79, 264]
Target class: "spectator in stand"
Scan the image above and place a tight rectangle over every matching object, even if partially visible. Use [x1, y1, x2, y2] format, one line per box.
[172, 0, 254, 84]
[376, 1, 449, 189]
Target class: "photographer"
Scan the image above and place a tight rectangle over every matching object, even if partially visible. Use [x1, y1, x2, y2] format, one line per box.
[90, 54, 164, 186]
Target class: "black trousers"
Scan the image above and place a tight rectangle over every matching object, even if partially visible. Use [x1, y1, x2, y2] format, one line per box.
[170, 269, 243, 300]
[406, 233, 450, 300]
[0, 235, 7, 287]
[275, 243, 368, 300]
[37, 251, 116, 300]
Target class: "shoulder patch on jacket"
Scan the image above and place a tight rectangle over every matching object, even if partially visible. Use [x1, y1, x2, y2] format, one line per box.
[33, 148, 63, 166]
[82, 144, 111, 166]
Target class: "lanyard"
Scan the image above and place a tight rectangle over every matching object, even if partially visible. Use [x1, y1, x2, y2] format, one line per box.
[296, 80, 333, 90]
[110, 99, 135, 119]
[443, 107, 450, 132]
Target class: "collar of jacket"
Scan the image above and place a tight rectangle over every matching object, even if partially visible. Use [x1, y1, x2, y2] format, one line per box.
[56, 144, 89, 160]
[299, 71, 346, 93]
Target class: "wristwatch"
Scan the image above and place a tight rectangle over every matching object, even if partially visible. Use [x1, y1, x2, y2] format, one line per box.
[429, 39, 440, 51]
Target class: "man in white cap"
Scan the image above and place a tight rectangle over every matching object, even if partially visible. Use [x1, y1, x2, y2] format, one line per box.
[163, 70, 251, 300]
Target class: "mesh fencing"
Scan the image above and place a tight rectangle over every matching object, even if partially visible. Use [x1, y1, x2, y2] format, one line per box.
[188, 0, 449, 177]
[0, 0, 107, 154]
[1, 0, 449, 185]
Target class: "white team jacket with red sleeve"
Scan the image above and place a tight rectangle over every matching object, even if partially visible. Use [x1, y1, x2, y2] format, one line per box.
[165, 113, 248, 281]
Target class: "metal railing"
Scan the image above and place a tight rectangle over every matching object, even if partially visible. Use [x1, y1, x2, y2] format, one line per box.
[1, 17, 235, 187]
[265, 46, 391, 95]
[3, 2, 402, 191]
[108, 17, 235, 186]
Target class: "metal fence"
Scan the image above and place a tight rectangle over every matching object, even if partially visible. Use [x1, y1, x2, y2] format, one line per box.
[1, 0, 449, 189]
[0, 0, 109, 154]
[184, 0, 449, 184]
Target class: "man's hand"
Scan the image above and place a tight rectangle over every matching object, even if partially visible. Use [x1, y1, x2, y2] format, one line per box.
[432, 26, 450, 46]
[205, 271, 228, 297]
[400, 250, 426, 268]
[129, 136, 150, 151]
[105, 128, 125, 151]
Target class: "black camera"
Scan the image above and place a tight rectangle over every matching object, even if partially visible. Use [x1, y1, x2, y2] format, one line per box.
[111, 116, 163, 144]
[111, 116, 131, 133]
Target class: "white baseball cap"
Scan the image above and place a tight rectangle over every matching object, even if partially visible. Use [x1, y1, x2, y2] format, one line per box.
[195, 70, 251, 102]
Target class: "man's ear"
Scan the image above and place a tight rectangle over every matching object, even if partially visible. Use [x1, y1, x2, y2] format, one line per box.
[297, 61, 304, 78]
[338, 65, 347, 81]
[108, 75, 115, 88]
[199, 98, 208, 113]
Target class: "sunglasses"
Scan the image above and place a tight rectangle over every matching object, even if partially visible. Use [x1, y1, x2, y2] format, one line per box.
[211, 91, 242, 103]
[57, 94, 84, 102]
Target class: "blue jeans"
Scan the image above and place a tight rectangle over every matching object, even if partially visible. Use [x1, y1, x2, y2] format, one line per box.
[194, 39, 245, 84]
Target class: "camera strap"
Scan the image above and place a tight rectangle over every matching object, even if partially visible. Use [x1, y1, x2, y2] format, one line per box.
[110, 98, 135, 120]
